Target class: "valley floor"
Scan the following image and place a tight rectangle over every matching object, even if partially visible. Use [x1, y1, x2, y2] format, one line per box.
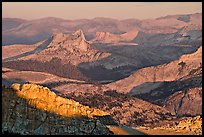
[135, 127, 200, 135]
[107, 125, 147, 135]
[106, 125, 200, 135]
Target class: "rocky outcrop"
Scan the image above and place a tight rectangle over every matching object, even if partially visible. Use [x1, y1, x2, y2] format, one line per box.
[136, 115, 202, 135]
[163, 87, 202, 117]
[91, 30, 139, 44]
[92, 32, 119, 43]
[2, 83, 116, 135]
[51, 29, 90, 52]
[173, 115, 202, 134]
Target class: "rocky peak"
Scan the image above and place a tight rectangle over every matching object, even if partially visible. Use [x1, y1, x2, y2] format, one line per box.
[48, 29, 90, 52]
[51, 33, 67, 44]
[71, 29, 90, 51]
[52, 29, 87, 43]
[73, 29, 86, 40]
[95, 32, 113, 39]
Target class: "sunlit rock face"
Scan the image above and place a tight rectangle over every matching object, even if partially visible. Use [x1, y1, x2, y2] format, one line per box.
[174, 116, 202, 134]
[2, 84, 117, 135]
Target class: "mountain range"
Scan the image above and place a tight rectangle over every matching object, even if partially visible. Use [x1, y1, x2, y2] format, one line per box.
[3, 13, 201, 45]
[2, 12, 202, 135]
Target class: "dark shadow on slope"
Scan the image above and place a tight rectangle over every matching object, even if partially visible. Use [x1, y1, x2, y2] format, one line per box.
[132, 31, 168, 46]
[78, 64, 137, 82]
[39, 80, 94, 89]
[130, 76, 202, 105]
[2, 78, 27, 87]
[177, 15, 190, 22]
[3, 36, 53, 62]
[2, 57, 89, 81]
[78, 44, 199, 83]
[2, 77, 63, 97]
[64, 90, 128, 111]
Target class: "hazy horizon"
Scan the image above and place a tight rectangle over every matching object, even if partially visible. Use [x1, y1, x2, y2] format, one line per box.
[2, 2, 202, 20]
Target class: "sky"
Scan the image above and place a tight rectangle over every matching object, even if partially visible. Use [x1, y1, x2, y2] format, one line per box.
[2, 2, 202, 20]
